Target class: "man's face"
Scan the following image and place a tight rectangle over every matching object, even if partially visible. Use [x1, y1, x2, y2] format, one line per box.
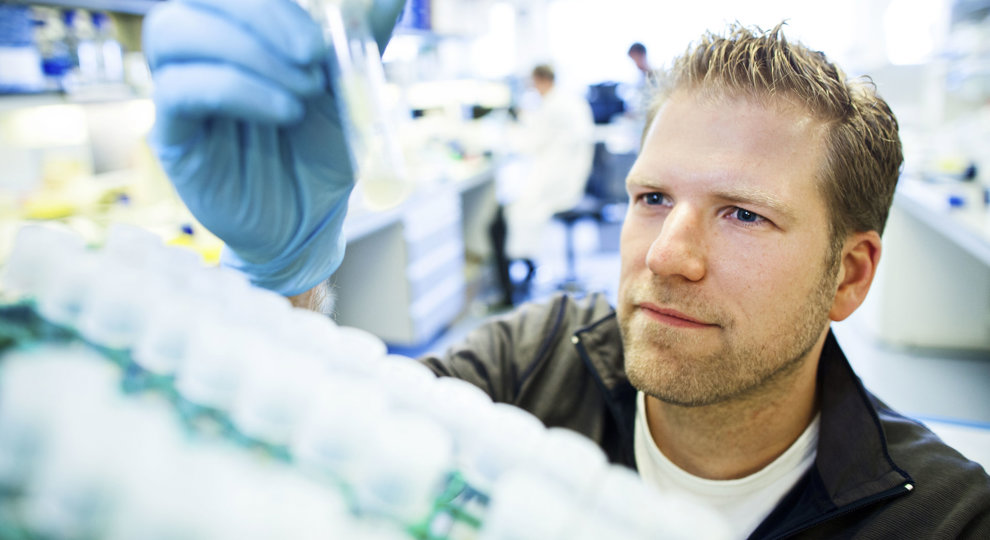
[629, 51, 648, 72]
[617, 91, 839, 407]
[532, 76, 552, 96]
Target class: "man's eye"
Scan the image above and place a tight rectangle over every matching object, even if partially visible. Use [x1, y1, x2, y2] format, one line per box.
[732, 207, 763, 223]
[642, 193, 666, 205]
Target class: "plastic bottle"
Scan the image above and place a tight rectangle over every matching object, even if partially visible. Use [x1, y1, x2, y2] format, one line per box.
[585, 464, 731, 539]
[0, 223, 86, 300]
[231, 348, 325, 448]
[375, 353, 441, 410]
[91, 11, 123, 83]
[290, 375, 391, 487]
[131, 286, 204, 379]
[327, 325, 389, 376]
[33, 8, 73, 91]
[75, 225, 178, 350]
[174, 316, 261, 413]
[0, 351, 126, 539]
[76, 260, 148, 351]
[0, 4, 46, 93]
[458, 402, 547, 491]
[478, 472, 577, 540]
[35, 248, 102, 329]
[295, 0, 411, 209]
[101, 222, 163, 266]
[57, 8, 88, 91]
[351, 411, 453, 523]
[224, 286, 294, 332]
[522, 427, 609, 498]
[275, 307, 342, 358]
[72, 9, 100, 85]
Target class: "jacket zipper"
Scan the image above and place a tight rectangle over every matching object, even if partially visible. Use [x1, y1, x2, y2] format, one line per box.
[571, 333, 637, 467]
[765, 482, 914, 539]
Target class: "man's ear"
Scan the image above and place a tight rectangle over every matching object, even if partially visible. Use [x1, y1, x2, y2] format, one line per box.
[829, 231, 882, 322]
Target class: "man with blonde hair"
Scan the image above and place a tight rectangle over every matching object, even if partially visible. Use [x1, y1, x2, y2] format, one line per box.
[146, 1, 988, 534]
[423, 24, 989, 537]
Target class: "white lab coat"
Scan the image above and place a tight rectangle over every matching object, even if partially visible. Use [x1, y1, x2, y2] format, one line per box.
[505, 87, 595, 259]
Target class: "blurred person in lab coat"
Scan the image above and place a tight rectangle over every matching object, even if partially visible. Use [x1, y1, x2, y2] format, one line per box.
[627, 42, 653, 79]
[491, 64, 595, 306]
[144, 1, 990, 535]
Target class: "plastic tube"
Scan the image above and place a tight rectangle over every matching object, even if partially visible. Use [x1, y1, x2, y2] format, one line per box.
[231, 349, 324, 447]
[351, 411, 453, 523]
[297, 0, 411, 209]
[458, 403, 547, 490]
[523, 427, 608, 498]
[479, 472, 577, 540]
[290, 375, 390, 486]
[0, 223, 86, 299]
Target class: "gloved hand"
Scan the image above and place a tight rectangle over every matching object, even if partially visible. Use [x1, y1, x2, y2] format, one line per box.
[143, 0, 405, 296]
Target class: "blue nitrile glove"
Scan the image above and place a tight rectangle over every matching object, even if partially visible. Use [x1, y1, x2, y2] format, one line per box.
[143, 0, 405, 296]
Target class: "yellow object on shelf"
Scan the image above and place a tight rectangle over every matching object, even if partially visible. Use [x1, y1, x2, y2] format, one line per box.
[22, 197, 76, 220]
[166, 228, 223, 266]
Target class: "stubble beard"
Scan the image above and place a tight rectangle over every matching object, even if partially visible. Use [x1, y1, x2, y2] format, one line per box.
[619, 254, 840, 408]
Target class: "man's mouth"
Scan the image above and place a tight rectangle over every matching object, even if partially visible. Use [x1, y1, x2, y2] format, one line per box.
[638, 303, 718, 329]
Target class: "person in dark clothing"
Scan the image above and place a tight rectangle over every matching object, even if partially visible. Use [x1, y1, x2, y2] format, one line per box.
[424, 293, 990, 538]
[426, 24, 990, 538]
[627, 42, 652, 77]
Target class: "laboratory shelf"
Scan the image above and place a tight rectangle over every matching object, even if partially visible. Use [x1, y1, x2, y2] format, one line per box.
[12, 0, 162, 15]
[0, 93, 64, 112]
[869, 178, 990, 351]
[0, 85, 143, 112]
[894, 180, 990, 268]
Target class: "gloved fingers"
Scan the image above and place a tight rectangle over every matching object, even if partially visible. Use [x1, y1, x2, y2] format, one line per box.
[144, 1, 325, 97]
[369, 0, 408, 54]
[152, 63, 304, 145]
[177, 0, 326, 65]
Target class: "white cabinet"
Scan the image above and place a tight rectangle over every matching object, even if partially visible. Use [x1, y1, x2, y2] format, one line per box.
[863, 182, 990, 353]
[331, 168, 497, 347]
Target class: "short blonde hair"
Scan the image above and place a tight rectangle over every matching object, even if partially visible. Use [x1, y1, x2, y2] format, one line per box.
[646, 23, 903, 241]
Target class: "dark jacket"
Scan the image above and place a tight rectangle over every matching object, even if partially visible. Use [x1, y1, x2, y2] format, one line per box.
[422, 293, 990, 538]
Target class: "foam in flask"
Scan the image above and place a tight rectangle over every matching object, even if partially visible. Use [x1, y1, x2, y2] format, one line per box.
[296, 0, 411, 210]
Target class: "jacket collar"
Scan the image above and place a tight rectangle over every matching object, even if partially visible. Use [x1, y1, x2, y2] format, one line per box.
[814, 331, 912, 506]
[576, 316, 912, 507]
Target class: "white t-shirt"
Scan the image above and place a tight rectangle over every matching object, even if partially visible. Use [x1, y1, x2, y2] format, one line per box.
[634, 391, 820, 539]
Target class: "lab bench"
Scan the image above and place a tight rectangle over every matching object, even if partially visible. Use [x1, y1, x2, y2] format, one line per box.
[862, 178, 990, 353]
[330, 163, 498, 347]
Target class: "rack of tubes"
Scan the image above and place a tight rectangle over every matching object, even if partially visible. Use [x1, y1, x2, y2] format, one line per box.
[0, 222, 728, 540]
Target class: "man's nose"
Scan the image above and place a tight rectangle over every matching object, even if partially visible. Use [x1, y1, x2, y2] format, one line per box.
[645, 205, 707, 282]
